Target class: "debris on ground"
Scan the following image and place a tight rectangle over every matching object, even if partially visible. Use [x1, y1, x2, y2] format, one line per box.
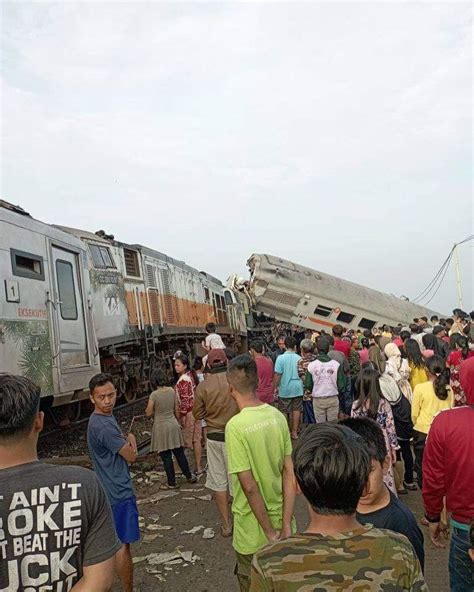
[142, 533, 161, 543]
[144, 549, 201, 566]
[181, 525, 204, 535]
[137, 491, 179, 505]
[195, 494, 212, 501]
[146, 524, 173, 531]
[202, 528, 215, 540]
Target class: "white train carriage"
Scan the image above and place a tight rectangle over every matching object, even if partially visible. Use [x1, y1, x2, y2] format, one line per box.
[247, 253, 442, 332]
[0, 201, 100, 408]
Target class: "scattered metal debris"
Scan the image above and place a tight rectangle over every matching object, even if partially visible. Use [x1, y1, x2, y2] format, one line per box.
[137, 491, 179, 505]
[181, 525, 204, 535]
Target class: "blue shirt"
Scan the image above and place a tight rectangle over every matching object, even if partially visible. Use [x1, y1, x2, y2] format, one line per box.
[87, 413, 135, 505]
[274, 351, 303, 398]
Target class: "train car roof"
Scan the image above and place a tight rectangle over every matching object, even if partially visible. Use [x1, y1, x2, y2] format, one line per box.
[0, 201, 88, 249]
[53, 225, 112, 245]
[131, 244, 223, 287]
[52, 223, 224, 288]
[249, 253, 444, 319]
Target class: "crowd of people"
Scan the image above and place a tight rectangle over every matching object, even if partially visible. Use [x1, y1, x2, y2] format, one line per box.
[1, 314, 473, 591]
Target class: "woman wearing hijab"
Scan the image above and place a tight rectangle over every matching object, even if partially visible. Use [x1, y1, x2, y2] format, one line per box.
[379, 374, 415, 494]
[384, 343, 413, 403]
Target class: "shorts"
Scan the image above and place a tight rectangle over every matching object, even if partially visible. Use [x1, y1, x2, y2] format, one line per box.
[111, 496, 140, 544]
[276, 396, 303, 414]
[182, 411, 202, 449]
[234, 551, 253, 592]
[205, 438, 232, 494]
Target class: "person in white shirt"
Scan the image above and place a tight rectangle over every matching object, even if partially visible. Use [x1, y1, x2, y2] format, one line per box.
[203, 322, 226, 352]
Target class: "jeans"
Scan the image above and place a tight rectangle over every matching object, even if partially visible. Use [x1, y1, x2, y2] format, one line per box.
[159, 447, 192, 486]
[413, 430, 427, 487]
[337, 377, 353, 416]
[398, 439, 414, 484]
[449, 526, 474, 591]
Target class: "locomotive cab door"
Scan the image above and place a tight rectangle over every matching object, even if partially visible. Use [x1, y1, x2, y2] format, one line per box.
[50, 245, 89, 370]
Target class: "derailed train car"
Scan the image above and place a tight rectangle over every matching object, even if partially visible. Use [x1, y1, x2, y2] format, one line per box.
[1, 200, 246, 416]
[238, 253, 441, 333]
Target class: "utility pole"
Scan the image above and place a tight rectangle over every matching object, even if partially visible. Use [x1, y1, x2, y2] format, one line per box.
[453, 243, 464, 309]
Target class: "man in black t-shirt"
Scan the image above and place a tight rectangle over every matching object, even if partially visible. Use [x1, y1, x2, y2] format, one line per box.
[340, 416, 425, 570]
[0, 374, 120, 591]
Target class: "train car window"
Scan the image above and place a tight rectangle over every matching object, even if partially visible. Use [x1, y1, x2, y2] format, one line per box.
[336, 311, 355, 324]
[89, 245, 116, 269]
[224, 290, 234, 306]
[100, 247, 115, 268]
[10, 249, 45, 281]
[358, 318, 376, 330]
[313, 304, 332, 317]
[56, 260, 78, 320]
[124, 248, 140, 277]
[204, 287, 210, 303]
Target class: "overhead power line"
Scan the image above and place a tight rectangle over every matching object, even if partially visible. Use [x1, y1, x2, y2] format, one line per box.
[411, 235, 473, 306]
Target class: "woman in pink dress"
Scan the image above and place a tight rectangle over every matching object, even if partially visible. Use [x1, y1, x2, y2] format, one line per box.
[351, 365, 399, 495]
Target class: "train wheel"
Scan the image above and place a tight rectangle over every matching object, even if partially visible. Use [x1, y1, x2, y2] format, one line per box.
[124, 378, 137, 403]
[49, 401, 82, 427]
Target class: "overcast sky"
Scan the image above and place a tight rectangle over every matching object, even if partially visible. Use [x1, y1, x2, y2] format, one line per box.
[2, 1, 472, 314]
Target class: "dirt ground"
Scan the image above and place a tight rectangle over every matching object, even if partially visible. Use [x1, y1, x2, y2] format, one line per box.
[117, 456, 449, 592]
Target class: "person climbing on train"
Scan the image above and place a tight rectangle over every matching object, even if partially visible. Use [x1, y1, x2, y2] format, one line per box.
[174, 353, 204, 476]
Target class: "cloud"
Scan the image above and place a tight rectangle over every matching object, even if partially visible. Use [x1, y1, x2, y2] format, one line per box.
[1, 1, 472, 312]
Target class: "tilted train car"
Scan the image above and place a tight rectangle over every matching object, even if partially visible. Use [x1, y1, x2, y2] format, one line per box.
[0, 201, 101, 416]
[1, 200, 246, 416]
[242, 253, 442, 332]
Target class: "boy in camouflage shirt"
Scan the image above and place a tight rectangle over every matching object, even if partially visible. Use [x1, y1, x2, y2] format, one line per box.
[250, 424, 427, 592]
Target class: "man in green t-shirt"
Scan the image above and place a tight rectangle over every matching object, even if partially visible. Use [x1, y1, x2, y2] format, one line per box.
[225, 354, 295, 592]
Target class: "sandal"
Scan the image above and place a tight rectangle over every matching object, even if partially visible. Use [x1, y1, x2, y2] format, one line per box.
[160, 483, 179, 490]
[187, 474, 198, 484]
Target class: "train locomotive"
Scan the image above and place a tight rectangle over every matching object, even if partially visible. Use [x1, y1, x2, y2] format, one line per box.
[0, 200, 246, 419]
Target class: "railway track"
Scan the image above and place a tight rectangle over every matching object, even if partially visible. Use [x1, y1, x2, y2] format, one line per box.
[40, 398, 147, 440]
[38, 397, 150, 459]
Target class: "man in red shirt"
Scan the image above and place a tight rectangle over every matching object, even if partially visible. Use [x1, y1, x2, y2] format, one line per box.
[422, 356, 474, 590]
[332, 324, 351, 358]
[249, 340, 275, 404]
